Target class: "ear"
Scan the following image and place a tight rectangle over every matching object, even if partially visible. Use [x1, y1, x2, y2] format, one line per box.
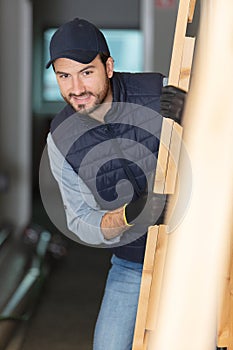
[106, 57, 114, 78]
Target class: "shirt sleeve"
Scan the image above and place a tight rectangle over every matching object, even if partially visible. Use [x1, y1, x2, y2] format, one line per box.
[47, 132, 121, 245]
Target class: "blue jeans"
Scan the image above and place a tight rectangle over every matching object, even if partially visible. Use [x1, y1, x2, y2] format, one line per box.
[93, 255, 143, 350]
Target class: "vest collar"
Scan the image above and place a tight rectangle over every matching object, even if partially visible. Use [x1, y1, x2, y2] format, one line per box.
[111, 72, 127, 103]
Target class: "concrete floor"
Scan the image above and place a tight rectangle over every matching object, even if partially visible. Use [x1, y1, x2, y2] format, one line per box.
[4, 196, 111, 350]
[20, 243, 111, 350]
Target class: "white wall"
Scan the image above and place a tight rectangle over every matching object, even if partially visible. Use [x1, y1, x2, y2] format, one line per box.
[0, 0, 32, 230]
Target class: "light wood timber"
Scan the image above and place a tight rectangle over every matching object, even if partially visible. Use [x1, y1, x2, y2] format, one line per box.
[179, 36, 196, 91]
[146, 225, 168, 331]
[168, 0, 194, 88]
[148, 0, 233, 347]
[153, 118, 174, 194]
[132, 225, 158, 350]
[132, 0, 197, 348]
[188, 0, 197, 23]
[217, 228, 233, 348]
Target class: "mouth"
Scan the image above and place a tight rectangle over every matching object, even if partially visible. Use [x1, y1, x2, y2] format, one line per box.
[70, 93, 93, 105]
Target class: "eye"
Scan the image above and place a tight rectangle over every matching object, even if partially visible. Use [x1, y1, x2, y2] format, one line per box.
[82, 70, 93, 77]
[59, 73, 69, 79]
[56, 72, 70, 79]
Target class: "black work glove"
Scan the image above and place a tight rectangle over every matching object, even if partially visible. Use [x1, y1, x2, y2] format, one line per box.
[160, 85, 187, 124]
[124, 192, 167, 227]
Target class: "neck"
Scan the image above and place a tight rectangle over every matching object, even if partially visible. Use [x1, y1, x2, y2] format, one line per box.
[89, 102, 112, 123]
[89, 81, 113, 123]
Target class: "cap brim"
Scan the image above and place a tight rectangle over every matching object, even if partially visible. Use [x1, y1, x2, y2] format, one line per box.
[46, 50, 98, 68]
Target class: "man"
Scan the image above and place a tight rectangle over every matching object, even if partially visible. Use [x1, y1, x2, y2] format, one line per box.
[46, 18, 185, 350]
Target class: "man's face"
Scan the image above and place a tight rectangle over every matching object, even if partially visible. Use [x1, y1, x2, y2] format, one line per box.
[53, 55, 114, 114]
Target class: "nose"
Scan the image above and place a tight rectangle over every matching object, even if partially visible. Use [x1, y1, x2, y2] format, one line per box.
[71, 76, 85, 95]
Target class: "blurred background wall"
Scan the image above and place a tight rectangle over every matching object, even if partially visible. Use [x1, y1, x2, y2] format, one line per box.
[0, 1, 200, 348]
[1, 0, 190, 234]
[0, 0, 32, 231]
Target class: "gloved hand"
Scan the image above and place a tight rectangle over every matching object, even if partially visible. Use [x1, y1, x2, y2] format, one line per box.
[160, 85, 187, 124]
[124, 192, 167, 227]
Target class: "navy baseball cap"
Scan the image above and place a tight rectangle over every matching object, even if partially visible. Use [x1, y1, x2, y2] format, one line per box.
[46, 18, 110, 68]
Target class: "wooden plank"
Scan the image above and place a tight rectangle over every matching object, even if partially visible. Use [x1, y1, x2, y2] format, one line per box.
[164, 122, 183, 194]
[168, 0, 192, 87]
[132, 226, 158, 350]
[146, 225, 168, 331]
[179, 36, 196, 91]
[153, 118, 174, 194]
[148, 0, 233, 346]
[143, 330, 150, 349]
[133, 1, 197, 348]
[188, 0, 197, 23]
[217, 229, 233, 348]
[229, 252, 233, 350]
[217, 259, 230, 346]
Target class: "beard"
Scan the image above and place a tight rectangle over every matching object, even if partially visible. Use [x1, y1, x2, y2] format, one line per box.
[62, 73, 111, 115]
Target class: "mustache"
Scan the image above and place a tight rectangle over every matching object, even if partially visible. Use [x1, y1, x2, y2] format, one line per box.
[69, 92, 94, 98]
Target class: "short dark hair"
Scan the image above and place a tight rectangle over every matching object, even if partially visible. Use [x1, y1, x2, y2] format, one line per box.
[99, 52, 110, 66]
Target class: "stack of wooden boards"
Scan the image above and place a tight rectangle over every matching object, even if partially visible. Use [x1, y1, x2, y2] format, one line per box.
[132, 0, 233, 349]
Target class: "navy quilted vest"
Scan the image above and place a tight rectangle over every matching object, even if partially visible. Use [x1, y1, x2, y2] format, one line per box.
[51, 72, 163, 263]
